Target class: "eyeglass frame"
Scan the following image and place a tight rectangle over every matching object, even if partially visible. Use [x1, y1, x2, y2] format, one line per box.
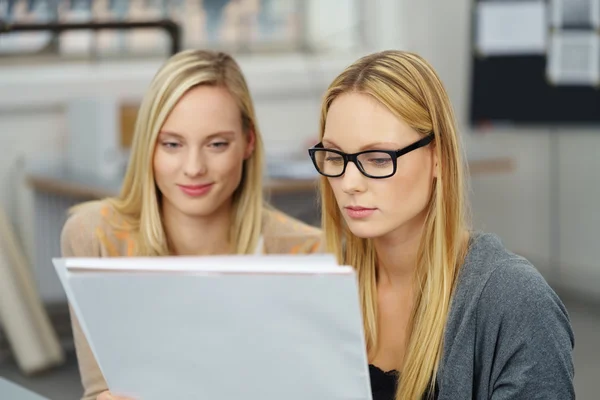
[308, 134, 434, 179]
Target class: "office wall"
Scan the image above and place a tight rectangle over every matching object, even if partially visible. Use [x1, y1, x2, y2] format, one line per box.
[388, 0, 600, 296]
[0, 109, 66, 264]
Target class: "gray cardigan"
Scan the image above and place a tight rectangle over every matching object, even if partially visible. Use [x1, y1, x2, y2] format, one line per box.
[435, 232, 575, 399]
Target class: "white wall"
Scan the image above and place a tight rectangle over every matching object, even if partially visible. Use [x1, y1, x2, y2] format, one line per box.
[380, 0, 600, 296]
[0, 108, 67, 264]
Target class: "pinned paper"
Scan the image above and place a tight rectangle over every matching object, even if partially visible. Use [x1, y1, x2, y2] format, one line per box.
[547, 31, 600, 86]
[476, 1, 547, 56]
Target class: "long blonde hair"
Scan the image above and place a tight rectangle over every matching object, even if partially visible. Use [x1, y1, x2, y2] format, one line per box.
[319, 50, 470, 399]
[72, 50, 265, 256]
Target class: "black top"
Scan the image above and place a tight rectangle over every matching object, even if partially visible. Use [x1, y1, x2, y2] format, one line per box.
[369, 364, 437, 400]
[369, 364, 399, 400]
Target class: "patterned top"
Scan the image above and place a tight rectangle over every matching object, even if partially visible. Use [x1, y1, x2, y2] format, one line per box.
[60, 200, 324, 400]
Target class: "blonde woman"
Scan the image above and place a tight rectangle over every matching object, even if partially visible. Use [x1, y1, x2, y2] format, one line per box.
[308, 50, 574, 400]
[61, 49, 322, 400]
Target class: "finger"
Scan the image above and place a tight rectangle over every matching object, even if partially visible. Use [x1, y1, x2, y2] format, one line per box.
[97, 390, 136, 400]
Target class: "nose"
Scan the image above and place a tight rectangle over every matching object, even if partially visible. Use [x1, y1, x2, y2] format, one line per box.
[340, 161, 367, 194]
[183, 148, 207, 177]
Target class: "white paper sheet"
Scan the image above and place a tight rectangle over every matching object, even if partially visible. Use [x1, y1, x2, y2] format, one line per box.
[476, 1, 547, 56]
[547, 31, 600, 86]
[54, 255, 372, 400]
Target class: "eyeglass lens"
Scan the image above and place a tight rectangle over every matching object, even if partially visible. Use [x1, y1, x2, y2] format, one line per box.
[313, 150, 395, 177]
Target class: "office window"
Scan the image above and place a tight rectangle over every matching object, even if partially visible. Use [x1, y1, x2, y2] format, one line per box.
[0, 0, 366, 58]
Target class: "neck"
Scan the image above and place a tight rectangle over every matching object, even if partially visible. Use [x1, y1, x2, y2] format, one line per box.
[373, 217, 426, 288]
[161, 200, 232, 256]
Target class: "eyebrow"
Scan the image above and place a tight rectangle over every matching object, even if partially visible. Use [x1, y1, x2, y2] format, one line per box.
[158, 130, 236, 140]
[322, 138, 400, 152]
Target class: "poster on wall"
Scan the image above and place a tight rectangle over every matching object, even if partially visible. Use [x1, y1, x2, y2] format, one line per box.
[547, 0, 600, 86]
[547, 31, 600, 86]
[475, 1, 547, 57]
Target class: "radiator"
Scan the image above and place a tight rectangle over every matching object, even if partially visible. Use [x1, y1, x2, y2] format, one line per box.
[28, 190, 89, 350]
[32, 191, 84, 303]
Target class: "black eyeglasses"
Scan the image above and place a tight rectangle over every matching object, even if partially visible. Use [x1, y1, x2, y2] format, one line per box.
[308, 135, 434, 179]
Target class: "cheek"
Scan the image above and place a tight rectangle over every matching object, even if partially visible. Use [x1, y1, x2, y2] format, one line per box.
[326, 178, 345, 202]
[152, 150, 165, 183]
[212, 151, 245, 180]
[383, 159, 433, 210]
[153, 150, 178, 181]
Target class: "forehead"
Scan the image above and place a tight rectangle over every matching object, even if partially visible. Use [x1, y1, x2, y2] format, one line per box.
[323, 92, 418, 151]
[162, 85, 242, 134]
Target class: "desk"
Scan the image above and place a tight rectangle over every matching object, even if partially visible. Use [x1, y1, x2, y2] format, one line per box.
[26, 170, 318, 200]
[26, 156, 514, 200]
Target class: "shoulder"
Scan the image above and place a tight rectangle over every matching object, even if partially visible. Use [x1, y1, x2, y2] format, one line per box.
[454, 232, 548, 299]
[456, 232, 575, 397]
[467, 233, 566, 314]
[262, 207, 324, 254]
[479, 257, 570, 328]
[458, 232, 573, 343]
[60, 199, 130, 257]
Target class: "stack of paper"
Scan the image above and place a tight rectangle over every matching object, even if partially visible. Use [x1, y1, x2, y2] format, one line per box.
[54, 255, 373, 400]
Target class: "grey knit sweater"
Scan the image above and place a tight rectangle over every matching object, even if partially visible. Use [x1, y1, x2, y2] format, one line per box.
[434, 232, 575, 399]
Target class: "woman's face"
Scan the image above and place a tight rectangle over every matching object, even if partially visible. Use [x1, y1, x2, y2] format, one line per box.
[153, 85, 254, 219]
[322, 92, 436, 242]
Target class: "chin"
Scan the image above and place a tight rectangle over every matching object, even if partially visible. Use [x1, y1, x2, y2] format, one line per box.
[180, 202, 223, 218]
[182, 208, 218, 218]
[168, 198, 220, 219]
[344, 220, 388, 240]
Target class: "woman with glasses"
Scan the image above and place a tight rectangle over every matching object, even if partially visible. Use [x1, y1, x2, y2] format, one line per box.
[61, 49, 322, 400]
[309, 50, 574, 400]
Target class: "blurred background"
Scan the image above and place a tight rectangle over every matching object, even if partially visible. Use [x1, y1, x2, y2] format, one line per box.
[0, 0, 598, 398]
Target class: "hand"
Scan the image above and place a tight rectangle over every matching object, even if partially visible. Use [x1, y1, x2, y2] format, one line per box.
[97, 391, 136, 400]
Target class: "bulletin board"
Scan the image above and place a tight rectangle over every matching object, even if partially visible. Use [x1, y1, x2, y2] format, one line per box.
[468, 0, 600, 126]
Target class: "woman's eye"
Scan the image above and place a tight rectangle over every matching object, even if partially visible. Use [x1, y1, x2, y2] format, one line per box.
[209, 142, 229, 149]
[325, 156, 344, 164]
[368, 158, 392, 166]
[162, 142, 181, 149]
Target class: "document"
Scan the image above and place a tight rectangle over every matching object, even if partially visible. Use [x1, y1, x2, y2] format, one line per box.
[547, 31, 600, 86]
[53, 255, 373, 400]
[475, 1, 547, 56]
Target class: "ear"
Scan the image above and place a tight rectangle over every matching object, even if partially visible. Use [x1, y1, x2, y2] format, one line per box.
[244, 128, 256, 160]
[432, 146, 439, 179]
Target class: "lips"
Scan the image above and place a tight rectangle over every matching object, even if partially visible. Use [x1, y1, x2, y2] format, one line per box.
[344, 206, 377, 219]
[177, 183, 214, 197]
[346, 206, 374, 211]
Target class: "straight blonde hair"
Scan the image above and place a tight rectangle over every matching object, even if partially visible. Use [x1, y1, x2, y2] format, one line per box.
[319, 50, 471, 399]
[71, 50, 265, 256]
